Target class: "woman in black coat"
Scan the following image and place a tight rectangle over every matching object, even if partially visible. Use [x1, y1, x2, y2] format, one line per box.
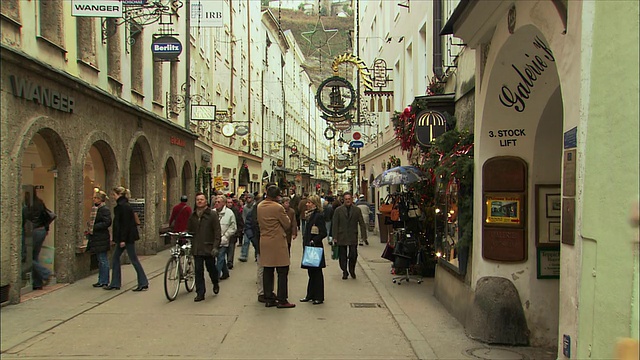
[300, 195, 327, 305]
[105, 187, 148, 291]
[86, 190, 112, 288]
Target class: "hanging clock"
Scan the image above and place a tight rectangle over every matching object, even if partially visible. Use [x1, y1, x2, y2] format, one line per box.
[221, 123, 235, 137]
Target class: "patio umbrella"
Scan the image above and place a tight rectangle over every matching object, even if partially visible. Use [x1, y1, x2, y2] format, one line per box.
[372, 166, 428, 187]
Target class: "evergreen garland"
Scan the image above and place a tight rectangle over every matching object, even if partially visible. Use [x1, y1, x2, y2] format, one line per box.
[391, 103, 474, 248]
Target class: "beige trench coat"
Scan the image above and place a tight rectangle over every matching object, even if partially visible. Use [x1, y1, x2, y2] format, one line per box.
[257, 199, 291, 267]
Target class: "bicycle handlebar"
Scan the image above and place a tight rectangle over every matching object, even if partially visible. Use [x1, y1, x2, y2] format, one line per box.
[160, 231, 193, 238]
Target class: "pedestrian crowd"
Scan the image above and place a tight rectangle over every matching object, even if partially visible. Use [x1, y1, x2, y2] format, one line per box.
[39, 184, 371, 308]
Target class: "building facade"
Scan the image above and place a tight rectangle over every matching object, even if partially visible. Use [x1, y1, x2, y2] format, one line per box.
[1, 0, 197, 304]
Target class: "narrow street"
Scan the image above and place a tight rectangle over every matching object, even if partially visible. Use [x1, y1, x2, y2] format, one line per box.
[1, 234, 554, 360]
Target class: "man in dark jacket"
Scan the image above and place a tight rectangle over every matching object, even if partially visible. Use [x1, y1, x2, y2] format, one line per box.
[288, 188, 301, 229]
[332, 191, 368, 279]
[187, 192, 222, 302]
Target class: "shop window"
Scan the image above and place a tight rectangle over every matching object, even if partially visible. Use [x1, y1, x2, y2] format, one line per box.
[130, 23, 143, 94]
[1, 0, 20, 25]
[106, 18, 121, 81]
[77, 17, 97, 68]
[38, 0, 64, 49]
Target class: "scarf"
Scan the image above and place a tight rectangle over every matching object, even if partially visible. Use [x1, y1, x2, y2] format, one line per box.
[88, 202, 105, 234]
[304, 205, 317, 220]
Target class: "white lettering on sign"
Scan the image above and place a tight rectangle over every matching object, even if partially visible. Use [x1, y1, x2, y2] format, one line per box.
[9, 75, 75, 113]
[487, 128, 527, 147]
[153, 43, 181, 52]
[71, 0, 122, 17]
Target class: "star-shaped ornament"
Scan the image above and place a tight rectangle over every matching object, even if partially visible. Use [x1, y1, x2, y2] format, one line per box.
[301, 17, 339, 58]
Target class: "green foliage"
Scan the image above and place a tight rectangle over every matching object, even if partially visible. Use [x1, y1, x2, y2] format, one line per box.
[319, 6, 328, 16]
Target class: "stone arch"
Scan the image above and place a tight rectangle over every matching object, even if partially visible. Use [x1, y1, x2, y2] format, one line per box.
[181, 160, 193, 198]
[476, 24, 563, 348]
[125, 133, 155, 254]
[7, 117, 73, 302]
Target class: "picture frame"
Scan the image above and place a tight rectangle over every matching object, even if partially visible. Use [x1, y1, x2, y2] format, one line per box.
[546, 193, 561, 218]
[548, 221, 561, 242]
[535, 184, 561, 248]
[484, 193, 523, 226]
[536, 247, 560, 279]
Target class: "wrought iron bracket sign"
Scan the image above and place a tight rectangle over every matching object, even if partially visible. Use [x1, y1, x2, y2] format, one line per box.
[316, 76, 355, 117]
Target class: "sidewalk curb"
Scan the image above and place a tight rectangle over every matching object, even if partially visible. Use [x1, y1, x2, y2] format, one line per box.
[358, 249, 438, 360]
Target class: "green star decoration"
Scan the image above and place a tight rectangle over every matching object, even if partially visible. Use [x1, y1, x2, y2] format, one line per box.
[301, 17, 339, 58]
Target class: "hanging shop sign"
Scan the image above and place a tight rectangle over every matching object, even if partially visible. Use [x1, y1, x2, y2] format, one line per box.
[123, 0, 148, 5]
[222, 123, 235, 137]
[316, 76, 356, 117]
[334, 120, 351, 131]
[372, 58, 391, 88]
[415, 110, 446, 146]
[191, 104, 216, 121]
[72, 0, 122, 17]
[324, 127, 336, 140]
[350, 140, 364, 148]
[235, 125, 249, 136]
[151, 36, 183, 62]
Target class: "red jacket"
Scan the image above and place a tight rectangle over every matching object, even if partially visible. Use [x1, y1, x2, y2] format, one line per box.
[169, 202, 193, 232]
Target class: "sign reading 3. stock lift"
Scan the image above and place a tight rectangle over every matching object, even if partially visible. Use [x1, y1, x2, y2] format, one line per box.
[152, 36, 182, 62]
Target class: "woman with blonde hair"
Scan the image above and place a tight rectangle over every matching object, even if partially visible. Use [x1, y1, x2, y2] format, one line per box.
[86, 189, 112, 288]
[300, 195, 327, 304]
[104, 186, 149, 291]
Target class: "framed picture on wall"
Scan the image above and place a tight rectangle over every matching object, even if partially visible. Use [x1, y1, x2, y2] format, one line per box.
[548, 221, 561, 242]
[535, 184, 561, 247]
[484, 193, 523, 226]
[546, 193, 561, 218]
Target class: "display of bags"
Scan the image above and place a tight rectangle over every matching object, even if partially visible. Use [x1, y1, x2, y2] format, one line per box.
[381, 243, 396, 262]
[379, 195, 393, 215]
[302, 246, 323, 267]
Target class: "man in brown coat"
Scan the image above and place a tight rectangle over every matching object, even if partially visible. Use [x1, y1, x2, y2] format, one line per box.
[298, 192, 309, 232]
[332, 191, 368, 279]
[257, 185, 295, 308]
[187, 192, 222, 302]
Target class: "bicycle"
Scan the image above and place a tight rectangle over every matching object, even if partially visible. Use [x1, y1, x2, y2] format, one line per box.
[160, 232, 195, 301]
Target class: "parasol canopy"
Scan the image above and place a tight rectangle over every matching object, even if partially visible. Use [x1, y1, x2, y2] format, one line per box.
[372, 166, 428, 187]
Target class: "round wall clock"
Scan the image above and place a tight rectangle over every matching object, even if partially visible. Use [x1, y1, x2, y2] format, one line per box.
[222, 123, 235, 137]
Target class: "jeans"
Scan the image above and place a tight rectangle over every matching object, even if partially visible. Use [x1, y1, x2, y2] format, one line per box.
[109, 242, 148, 288]
[194, 255, 218, 296]
[227, 236, 236, 266]
[240, 234, 256, 260]
[325, 221, 332, 238]
[256, 254, 264, 296]
[96, 251, 109, 285]
[216, 246, 229, 277]
[31, 228, 52, 288]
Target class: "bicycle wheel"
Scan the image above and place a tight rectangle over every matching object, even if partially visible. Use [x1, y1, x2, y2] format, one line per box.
[164, 257, 181, 301]
[184, 256, 195, 292]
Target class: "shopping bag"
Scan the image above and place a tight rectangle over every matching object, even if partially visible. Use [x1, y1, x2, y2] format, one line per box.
[381, 243, 396, 262]
[302, 246, 323, 267]
[331, 244, 339, 260]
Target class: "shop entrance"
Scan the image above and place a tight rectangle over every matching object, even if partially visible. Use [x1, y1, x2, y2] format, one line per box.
[21, 133, 56, 293]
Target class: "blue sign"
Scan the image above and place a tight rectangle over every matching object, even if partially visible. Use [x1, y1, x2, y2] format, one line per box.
[123, 0, 148, 5]
[563, 126, 577, 149]
[350, 140, 364, 148]
[151, 36, 182, 62]
[562, 334, 571, 358]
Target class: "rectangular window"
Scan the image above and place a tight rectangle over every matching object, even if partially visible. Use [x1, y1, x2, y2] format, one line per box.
[130, 23, 143, 93]
[39, 0, 64, 49]
[106, 18, 121, 81]
[77, 17, 97, 68]
[1, 0, 21, 25]
[153, 61, 163, 104]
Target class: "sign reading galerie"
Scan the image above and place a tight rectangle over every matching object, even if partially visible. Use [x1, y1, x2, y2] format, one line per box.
[71, 0, 122, 17]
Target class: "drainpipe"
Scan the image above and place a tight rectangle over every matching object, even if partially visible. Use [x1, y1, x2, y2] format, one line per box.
[185, 0, 191, 129]
[433, 0, 443, 78]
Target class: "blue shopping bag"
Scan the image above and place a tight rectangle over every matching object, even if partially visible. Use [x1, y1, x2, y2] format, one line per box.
[302, 246, 323, 267]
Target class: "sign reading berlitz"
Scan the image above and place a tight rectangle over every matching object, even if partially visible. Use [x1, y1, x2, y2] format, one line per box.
[72, 0, 122, 17]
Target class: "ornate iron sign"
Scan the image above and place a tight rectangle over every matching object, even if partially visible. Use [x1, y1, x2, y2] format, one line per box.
[316, 76, 355, 117]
